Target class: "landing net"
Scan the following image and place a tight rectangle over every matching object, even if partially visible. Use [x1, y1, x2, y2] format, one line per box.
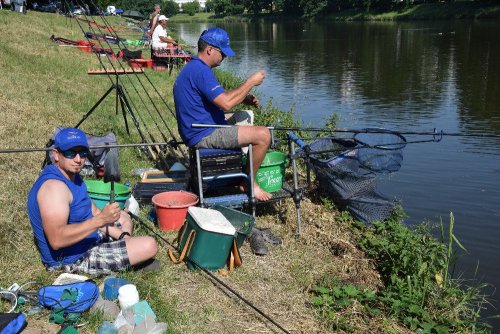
[304, 130, 406, 223]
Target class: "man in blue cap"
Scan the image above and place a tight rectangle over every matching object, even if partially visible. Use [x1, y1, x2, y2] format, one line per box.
[174, 27, 272, 201]
[27, 128, 159, 274]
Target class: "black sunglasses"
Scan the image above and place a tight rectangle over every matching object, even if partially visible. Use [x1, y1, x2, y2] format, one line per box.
[211, 46, 226, 59]
[60, 149, 90, 159]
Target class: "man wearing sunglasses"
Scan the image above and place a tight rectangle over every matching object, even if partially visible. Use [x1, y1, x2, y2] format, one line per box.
[27, 128, 158, 274]
[174, 27, 272, 201]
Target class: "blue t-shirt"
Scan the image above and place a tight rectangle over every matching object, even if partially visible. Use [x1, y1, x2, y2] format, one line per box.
[27, 165, 100, 267]
[173, 56, 226, 147]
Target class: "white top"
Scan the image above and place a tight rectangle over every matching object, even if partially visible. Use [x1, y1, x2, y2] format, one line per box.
[188, 207, 236, 236]
[152, 25, 167, 48]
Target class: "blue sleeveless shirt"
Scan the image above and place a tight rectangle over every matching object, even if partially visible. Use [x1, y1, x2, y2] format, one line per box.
[27, 165, 100, 267]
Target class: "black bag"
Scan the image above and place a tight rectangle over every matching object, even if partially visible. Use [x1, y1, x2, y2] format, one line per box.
[120, 48, 142, 61]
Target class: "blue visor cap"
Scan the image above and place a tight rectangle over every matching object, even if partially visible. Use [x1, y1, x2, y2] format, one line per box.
[54, 128, 89, 151]
[200, 28, 235, 57]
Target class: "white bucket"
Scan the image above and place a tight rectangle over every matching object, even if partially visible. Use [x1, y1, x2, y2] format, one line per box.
[118, 284, 139, 310]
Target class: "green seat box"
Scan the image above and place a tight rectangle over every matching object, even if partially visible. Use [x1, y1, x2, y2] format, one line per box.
[180, 206, 236, 271]
[212, 205, 254, 249]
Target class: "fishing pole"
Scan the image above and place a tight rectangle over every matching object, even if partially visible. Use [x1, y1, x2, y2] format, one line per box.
[128, 212, 291, 334]
[192, 124, 500, 139]
[0, 142, 183, 154]
[273, 127, 500, 139]
[76, 0, 186, 161]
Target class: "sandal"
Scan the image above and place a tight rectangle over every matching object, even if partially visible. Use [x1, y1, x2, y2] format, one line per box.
[258, 228, 282, 246]
[248, 229, 268, 256]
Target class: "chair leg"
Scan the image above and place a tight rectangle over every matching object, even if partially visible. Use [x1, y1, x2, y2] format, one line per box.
[195, 148, 205, 207]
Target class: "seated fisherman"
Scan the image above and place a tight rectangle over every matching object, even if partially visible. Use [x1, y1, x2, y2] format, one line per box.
[151, 15, 178, 50]
[27, 128, 159, 274]
[173, 27, 272, 201]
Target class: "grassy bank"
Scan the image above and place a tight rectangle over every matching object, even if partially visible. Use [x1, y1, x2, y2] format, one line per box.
[0, 9, 492, 333]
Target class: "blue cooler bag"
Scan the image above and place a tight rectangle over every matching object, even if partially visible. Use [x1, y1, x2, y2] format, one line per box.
[38, 281, 99, 313]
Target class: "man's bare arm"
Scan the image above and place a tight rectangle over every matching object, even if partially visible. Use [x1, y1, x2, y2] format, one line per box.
[38, 180, 120, 250]
[213, 71, 265, 112]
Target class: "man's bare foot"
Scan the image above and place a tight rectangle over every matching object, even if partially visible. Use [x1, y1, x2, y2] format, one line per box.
[254, 184, 272, 201]
[240, 183, 273, 201]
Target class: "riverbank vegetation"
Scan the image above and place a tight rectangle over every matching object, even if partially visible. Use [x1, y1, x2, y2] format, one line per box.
[0, 10, 494, 333]
[202, 0, 500, 20]
[88, 0, 500, 22]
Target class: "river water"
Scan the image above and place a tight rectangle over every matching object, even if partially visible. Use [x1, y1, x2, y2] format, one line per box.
[172, 20, 500, 329]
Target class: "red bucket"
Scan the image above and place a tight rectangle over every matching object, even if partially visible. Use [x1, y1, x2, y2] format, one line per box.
[152, 191, 198, 231]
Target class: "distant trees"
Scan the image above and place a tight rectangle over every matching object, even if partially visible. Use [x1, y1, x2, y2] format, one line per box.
[206, 0, 244, 16]
[163, 0, 179, 17]
[92, 0, 487, 19]
[202, 0, 485, 18]
[182, 1, 200, 15]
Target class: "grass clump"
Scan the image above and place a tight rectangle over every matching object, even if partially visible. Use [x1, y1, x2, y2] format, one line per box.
[311, 212, 491, 333]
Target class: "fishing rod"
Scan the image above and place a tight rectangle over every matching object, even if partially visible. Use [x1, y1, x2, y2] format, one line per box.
[0, 142, 183, 154]
[128, 212, 291, 334]
[273, 127, 500, 139]
[70, 5, 174, 165]
[192, 124, 500, 139]
[75, 1, 186, 161]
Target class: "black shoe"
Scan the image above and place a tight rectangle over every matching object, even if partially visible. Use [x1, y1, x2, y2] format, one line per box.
[248, 229, 268, 256]
[258, 228, 282, 246]
[132, 258, 160, 272]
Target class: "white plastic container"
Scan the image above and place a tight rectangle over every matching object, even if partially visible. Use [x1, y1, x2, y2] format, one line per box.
[118, 284, 139, 310]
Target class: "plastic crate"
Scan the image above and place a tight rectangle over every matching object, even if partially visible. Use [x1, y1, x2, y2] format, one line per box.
[190, 148, 242, 177]
[132, 182, 188, 204]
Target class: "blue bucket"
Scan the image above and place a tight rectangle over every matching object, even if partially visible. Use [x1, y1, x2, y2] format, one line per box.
[103, 277, 129, 301]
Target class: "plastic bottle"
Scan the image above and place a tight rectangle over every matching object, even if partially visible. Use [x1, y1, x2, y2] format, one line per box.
[118, 284, 139, 310]
[124, 195, 140, 215]
[97, 321, 117, 334]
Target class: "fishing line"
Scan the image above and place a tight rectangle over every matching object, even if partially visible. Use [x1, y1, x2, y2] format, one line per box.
[128, 212, 291, 334]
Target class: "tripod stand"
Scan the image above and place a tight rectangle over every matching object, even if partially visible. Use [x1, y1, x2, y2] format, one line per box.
[41, 69, 151, 168]
[76, 69, 146, 138]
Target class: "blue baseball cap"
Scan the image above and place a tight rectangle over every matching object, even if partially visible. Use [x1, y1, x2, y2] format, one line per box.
[54, 128, 89, 151]
[200, 28, 235, 57]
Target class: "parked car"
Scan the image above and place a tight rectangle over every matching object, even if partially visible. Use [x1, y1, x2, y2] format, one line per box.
[39, 1, 62, 13]
[71, 5, 86, 15]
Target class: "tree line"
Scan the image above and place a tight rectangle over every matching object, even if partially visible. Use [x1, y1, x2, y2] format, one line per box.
[89, 0, 493, 19]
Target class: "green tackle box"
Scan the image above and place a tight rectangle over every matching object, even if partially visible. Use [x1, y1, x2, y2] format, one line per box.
[180, 206, 236, 271]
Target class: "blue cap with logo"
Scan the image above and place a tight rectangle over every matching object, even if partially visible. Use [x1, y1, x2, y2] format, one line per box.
[54, 128, 89, 151]
[200, 27, 235, 57]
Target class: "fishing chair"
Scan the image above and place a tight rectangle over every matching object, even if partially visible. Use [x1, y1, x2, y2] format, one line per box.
[151, 44, 191, 73]
[189, 146, 256, 216]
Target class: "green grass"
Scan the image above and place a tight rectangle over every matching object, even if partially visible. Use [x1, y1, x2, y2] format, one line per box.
[0, 9, 493, 334]
[311, 212, 492, 333]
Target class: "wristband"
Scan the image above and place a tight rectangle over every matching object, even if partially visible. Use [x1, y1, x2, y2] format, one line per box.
[118, 232, 131, 240]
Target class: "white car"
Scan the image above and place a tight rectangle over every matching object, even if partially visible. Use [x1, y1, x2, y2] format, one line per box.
[71, 5, 86, 15]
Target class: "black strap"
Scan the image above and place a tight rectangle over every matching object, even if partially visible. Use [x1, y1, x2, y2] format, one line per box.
[118, 232, 130, 240]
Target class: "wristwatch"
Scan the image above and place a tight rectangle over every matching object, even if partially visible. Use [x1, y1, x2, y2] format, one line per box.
[118, 232, 131, 240]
